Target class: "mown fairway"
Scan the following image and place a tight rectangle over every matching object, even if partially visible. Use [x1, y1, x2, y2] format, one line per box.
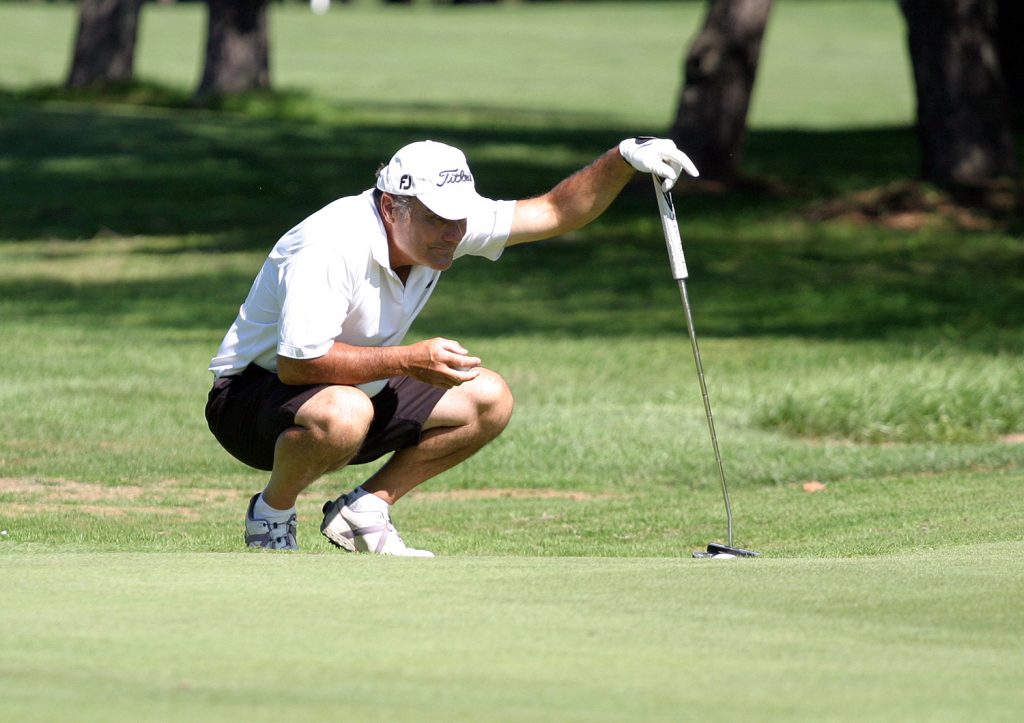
[1, 1, 1022, 721]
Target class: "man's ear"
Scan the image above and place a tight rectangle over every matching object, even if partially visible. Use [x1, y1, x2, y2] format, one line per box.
[379, 193, 396, 225]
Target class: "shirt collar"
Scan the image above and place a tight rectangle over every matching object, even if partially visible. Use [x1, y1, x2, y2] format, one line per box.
[365, 189, 394, 271]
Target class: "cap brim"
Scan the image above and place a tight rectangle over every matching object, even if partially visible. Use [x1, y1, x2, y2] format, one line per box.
[417, 188, 485, 221]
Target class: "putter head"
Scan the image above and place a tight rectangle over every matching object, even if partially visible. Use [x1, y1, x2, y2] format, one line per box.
[706, 542, 760, 558]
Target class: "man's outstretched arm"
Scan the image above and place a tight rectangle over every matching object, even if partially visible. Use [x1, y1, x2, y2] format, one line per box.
[506, 138, 698, 246]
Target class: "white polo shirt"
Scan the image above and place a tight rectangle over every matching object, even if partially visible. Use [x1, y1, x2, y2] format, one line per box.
[209, 189, 516, 397]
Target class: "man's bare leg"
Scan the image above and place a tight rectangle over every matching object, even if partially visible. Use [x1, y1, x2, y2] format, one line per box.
[260, 385, 374, 510]
[359, 368, 515, 504]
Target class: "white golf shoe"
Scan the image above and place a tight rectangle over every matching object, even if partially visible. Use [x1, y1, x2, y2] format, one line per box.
[244, 494, 298, 550]
[320, 494, 434, 557]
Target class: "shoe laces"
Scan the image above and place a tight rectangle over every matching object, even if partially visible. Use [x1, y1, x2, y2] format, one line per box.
[269, 517, 296, 549]
[368, 511, 408, 551]
[386, 521, 407, 547]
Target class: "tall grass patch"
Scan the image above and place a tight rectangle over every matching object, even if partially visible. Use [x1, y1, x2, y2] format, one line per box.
[754, 347, 1024, 443]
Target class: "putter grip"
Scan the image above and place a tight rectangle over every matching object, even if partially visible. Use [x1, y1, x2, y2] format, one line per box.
[653, 177, 689, 281]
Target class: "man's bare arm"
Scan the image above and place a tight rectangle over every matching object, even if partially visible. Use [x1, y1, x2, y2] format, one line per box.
[506, 138, 698, 246]
[277, 338, 481, 389]
[506, 148, 634, 246]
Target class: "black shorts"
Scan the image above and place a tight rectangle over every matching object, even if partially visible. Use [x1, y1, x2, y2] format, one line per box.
[204, 364, 447, 471]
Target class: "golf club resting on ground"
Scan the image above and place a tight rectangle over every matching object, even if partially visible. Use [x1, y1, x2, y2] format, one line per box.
[205, 135, 753, 557]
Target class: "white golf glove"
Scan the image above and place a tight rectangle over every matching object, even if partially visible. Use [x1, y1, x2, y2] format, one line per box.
[619, 137, 699, 191]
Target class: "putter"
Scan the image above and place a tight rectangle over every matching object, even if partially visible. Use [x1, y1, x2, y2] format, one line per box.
[652, 177, 760, 559]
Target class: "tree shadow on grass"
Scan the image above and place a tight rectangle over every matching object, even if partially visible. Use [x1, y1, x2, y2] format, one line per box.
[416, 225, 1024, 348]
[1, 96, 1021, 347]
[0, 94, 635, 242]
[4, 224, 1019, 351]
[0, 94, 931, 243]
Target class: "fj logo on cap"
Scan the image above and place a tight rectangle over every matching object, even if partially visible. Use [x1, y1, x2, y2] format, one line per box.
[399, 174, 413, 190]
[437, 169, 473, 187]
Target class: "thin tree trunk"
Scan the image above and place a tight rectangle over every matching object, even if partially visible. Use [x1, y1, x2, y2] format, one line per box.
[196, 0, 271, 99]
[67, 0, 143, 89]
[899, 0, 1018, 183]
[669, 0, 774, 183]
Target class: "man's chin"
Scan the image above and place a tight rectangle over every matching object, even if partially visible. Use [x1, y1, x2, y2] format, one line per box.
[428, 254, 455, 270]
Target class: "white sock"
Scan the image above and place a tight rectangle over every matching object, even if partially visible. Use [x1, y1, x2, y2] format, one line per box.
[253, 493, 295, 522]
[347, 486, 390, 513]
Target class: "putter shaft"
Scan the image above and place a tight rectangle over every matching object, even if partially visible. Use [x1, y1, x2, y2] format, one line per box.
[677, 278, 733, 547]
[653, 178, 734, 547]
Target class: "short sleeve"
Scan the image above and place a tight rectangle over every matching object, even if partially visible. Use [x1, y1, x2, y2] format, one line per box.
[454, 199, 516, 261]
[277, 245, 349, 360]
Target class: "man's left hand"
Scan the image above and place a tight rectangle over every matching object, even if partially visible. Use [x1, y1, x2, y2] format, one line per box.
[619, 137, 699, 191]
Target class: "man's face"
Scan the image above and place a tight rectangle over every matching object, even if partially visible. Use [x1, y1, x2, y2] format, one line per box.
[384, 195, 467, 271]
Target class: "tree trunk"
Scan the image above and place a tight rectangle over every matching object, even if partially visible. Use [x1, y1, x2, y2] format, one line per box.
[669, 0, 773, 183]
[66, 0, 143, 89]
[995, 0, 1024, 129]
[899, 0, 1018, 184]
[196, 0, 271, 99]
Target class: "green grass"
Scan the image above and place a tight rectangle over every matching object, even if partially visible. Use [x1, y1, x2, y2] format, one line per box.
[2, 549, 1022, 722]
[0, 0, 914, 128]
[1, 1, 1023, 720]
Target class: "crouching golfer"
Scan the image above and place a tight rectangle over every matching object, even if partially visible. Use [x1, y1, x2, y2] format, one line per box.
[205, 137, 697, 554]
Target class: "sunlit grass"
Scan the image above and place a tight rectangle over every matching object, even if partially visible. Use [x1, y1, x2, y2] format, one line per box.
[0, 0, 915, 128]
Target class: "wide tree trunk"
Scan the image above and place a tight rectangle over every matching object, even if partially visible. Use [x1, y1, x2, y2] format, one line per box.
[66, 0, 143, 89]
[196, 0, 271, 99]
[899, 0, 1018, 184]
[669, 0, 774, 183]
[995, 0, 1024, 129]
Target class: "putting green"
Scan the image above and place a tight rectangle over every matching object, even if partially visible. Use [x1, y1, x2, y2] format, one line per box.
[2, 544, 1021, 721]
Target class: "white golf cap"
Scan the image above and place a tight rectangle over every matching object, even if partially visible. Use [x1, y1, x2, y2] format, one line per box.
[376, 141, 484, 220]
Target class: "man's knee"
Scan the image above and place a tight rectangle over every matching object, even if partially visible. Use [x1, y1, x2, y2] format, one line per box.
[472, 369, 515, 435]
[296, 385, 374, 450]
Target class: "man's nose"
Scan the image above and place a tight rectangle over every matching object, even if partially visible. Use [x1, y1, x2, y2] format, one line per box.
[443, 220, 465, 242]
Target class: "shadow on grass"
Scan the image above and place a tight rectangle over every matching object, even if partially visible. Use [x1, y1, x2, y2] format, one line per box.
[1, 94, 1021, 347]
[0, 91, 927, 242]
[417, 225, 1024, 347]
[1, 90, 638, 242]
[4, 225, 1020, 349]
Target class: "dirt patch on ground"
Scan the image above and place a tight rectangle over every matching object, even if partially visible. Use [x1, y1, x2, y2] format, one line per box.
[0, 477, 235, 518]
[0, 479, 618, 515]
[1, 501, 198, 518]
[0, 477, 145, 501]
[412, 488, 620, 501]
[1000, 433, 1024, 444]
[806, 181, 1020, 231]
